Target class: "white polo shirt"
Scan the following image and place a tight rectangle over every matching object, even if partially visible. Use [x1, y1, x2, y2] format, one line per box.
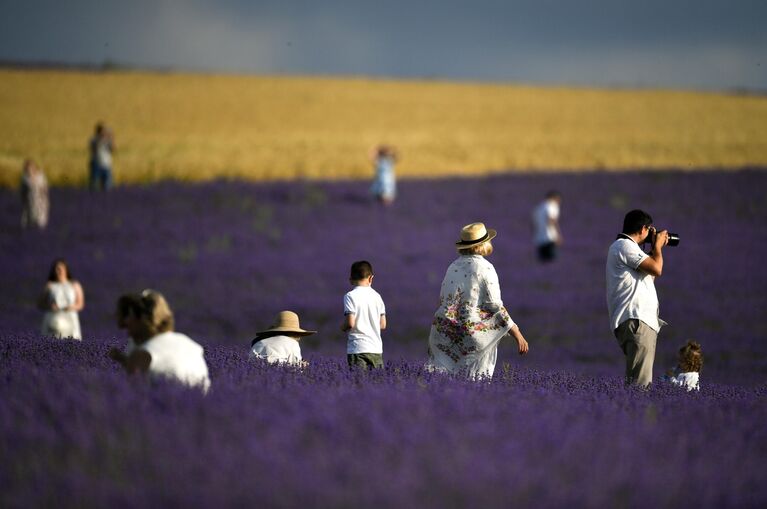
[606, 236, 662, 333]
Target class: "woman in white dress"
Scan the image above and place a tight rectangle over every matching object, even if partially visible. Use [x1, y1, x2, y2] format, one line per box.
[20, 159, 49, 229]
[426, 223, 529, 379]
[109, 290, 211, 393]
[39, 259, 84, 340]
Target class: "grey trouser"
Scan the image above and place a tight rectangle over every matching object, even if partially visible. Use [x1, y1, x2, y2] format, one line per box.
[615, 319, 658, 387]
[347, 353, 384, 370]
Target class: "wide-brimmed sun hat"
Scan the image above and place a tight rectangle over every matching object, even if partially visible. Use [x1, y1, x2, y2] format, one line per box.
[253, 310, 317, 340]
[455, 222, 497, 248]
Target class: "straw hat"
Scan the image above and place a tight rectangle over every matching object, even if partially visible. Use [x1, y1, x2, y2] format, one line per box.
[253, 310, 317, 340]
[455, 222, 497, 248]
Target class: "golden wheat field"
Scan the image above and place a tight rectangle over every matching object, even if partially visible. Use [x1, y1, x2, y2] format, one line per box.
[1, 68, 766, 187]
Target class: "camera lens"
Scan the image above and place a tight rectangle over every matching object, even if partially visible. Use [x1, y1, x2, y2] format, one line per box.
[667, 233, 680, 246]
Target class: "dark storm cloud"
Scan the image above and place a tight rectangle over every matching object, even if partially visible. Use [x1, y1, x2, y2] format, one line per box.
[1, 0, 765, 89]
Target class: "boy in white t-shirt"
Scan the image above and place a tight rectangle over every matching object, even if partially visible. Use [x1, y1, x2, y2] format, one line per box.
[341, 260, 387, 369]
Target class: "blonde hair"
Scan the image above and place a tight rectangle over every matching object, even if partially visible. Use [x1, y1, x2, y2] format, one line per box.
[458, 240, 494, 257]
[117, 290, 175, 337]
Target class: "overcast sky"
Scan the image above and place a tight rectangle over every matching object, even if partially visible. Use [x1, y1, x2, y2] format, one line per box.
[2, 0, 766, 90]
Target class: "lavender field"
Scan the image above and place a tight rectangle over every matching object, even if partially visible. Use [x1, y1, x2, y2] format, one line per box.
[2, 170, 767, 507]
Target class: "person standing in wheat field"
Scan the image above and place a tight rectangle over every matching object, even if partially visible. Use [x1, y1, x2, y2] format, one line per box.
[370, 145, 398, 206]
[89, 122, 115, 191]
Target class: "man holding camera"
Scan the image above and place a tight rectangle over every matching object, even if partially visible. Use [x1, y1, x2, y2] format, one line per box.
[606, 209, 670, 387]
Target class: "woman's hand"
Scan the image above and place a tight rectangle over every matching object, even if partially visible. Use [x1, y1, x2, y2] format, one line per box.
[509, 325, 529, 355]
[516, 336, 529, 355]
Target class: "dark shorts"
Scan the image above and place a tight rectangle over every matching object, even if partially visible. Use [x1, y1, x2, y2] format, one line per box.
[347, 353, 384, 369]
[89, 162, 113, 191]
[537, 242, 557, 262]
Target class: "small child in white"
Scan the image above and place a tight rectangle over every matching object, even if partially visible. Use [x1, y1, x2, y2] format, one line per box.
[341, 260, 386, 369]
[250, 310, 316, 367]
[664, 340, 703, 391]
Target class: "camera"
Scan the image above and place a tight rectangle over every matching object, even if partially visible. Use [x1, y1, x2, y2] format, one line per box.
[647, 227, 680, 247]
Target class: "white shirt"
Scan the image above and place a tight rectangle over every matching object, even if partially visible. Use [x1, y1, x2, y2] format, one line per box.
[137, 332, 211, 392]
[250, 335, 303, 366]
[669, 371, 700, 391]
[532, 199, 560, 245]
[606, 237, 662, 332]
[343, 286, 386, 354]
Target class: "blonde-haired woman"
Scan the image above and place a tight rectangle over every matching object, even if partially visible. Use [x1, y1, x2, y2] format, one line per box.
[109, 290, 211, 393]
[39, 259, 84, 340]
[426, 222, 528, 379]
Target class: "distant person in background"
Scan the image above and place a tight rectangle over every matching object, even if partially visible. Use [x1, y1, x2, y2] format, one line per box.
[109, 290, 211, 393]
[426, 222, 529, 379]
[20, 159, 49, 229]
[606, 209, 669, 388]
[663, 340, 703, 391]
[89, 122, 115, 191]
[250, 310, 316, 367]
[370, 145, 398, 205]
[342, 260, 387, 369]
[39, 259, 84, 340]
[532, 190, 562, 262]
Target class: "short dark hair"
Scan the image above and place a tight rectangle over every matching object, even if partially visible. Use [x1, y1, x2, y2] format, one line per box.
[545, 190, 561, 199]
[622, 209, 653, 235]
[350, 260, 373, 281]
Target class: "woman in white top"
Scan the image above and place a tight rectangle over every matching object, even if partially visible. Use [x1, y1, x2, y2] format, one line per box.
[426, 223, 529, 379]
[250, 310, 316, 367]
[109, 290, 211, 393]
[39, 259, 84, 340]
[20, 159, 49, 229]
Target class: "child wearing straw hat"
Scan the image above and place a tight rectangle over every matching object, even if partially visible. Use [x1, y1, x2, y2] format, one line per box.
[250, 310, 316, 366]
[341, 260, 387, 369]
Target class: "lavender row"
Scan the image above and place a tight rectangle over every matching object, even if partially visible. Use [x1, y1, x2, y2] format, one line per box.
[2, 169, 767, 385]
[1, 334, 766, 507]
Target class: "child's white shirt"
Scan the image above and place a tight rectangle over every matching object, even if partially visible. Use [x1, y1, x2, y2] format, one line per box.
[343, 285, 385, 354]
[250, 335, 303, 366]
[669, 371, 700, 391]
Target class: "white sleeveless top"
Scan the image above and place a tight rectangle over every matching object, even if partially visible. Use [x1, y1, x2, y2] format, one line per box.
[41, 281, 82, 340]
[136, 332, 211, 393]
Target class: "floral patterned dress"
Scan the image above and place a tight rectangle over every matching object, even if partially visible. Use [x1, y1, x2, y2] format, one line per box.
[426, 255, 515, 379]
